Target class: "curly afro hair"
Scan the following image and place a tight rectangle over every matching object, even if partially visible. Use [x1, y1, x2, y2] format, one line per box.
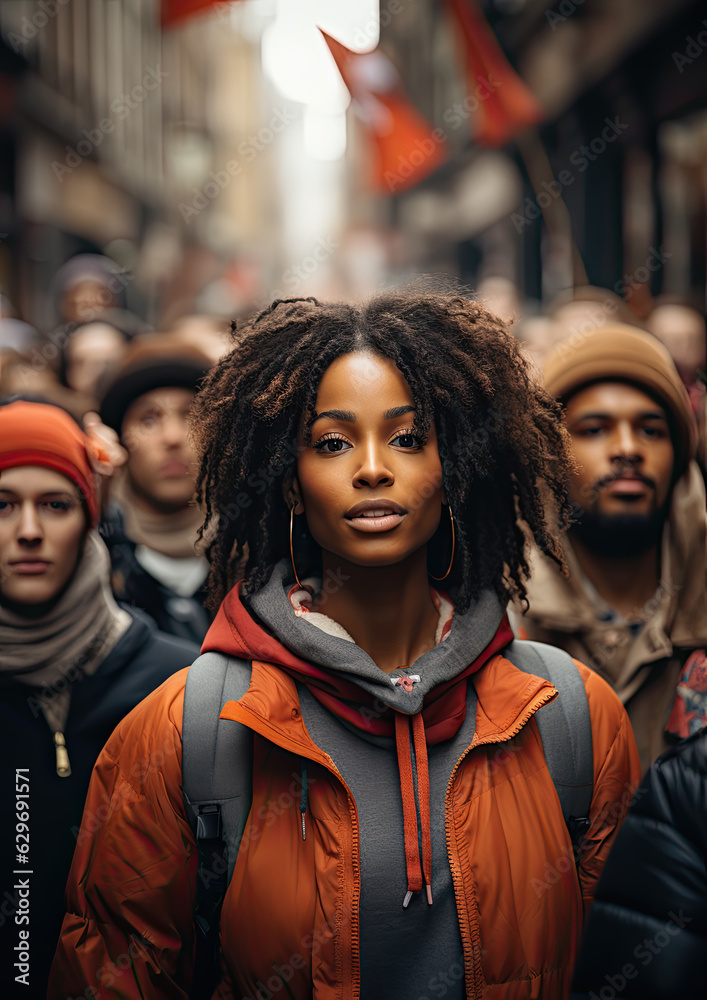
[191, 292, 574, 612]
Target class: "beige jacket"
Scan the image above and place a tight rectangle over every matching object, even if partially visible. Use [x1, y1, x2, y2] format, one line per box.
[513, 462, 707, 772]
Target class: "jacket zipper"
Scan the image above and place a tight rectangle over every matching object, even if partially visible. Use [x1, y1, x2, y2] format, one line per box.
[445, 689, 557, 1000]
[222, 704, 362, 1000]
[344, 784, 361, 1000]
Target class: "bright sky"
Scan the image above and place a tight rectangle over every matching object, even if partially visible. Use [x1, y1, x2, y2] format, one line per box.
[262, 0, 380, 157]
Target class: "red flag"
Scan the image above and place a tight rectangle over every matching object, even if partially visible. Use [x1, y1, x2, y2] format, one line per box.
[320, 31, 448, 195]
[444, 0, 543, 146]
[161, 0, 232, 27]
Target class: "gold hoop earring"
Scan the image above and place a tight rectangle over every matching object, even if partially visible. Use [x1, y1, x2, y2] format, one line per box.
[289, 505, 304, 590]
[429, 504, 455, 582]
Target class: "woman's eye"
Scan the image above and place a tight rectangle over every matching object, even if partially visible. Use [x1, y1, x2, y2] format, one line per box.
[43, 501, 74, 512]
[0, 500, 13, 515]
[391, 431, 422, 449]
[313, 436, 351, 453]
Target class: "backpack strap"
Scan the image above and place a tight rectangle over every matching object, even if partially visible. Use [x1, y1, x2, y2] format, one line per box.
[503, 639, 593, 852]
[182, 652, 253, 1000]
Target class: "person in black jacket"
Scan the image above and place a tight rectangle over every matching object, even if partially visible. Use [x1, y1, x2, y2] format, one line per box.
[573, 725, 707, 999]
[99, 335, 213, 643]
[0, 399, 199, 1000]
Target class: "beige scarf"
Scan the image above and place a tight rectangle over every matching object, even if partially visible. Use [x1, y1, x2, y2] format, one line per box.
[0, 531, 131, 735]
[110, 468, 204, 559]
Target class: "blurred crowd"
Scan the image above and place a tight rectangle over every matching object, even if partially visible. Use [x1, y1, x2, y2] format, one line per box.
[0, 253, 233, 643]
[0, 253, 706, 999]
[3, 255, 705, 460]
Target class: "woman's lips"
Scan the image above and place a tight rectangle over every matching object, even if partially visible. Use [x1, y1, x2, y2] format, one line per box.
[345, 508, 408, 532]
[159, 461, 190, 477]
[9, 560, 51, 574]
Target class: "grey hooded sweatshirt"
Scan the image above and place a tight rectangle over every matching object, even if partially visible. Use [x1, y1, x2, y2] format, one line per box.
[242, 560, 508, 999]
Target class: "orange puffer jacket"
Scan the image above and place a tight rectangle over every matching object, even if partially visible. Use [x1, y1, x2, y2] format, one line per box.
[50, 652, 639, 1000]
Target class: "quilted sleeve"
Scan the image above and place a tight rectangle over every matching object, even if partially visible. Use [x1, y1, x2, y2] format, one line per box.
[572, 728, 707, 1000]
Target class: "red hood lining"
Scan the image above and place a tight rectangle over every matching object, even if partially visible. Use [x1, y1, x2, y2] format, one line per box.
[206, 579, 516, 910]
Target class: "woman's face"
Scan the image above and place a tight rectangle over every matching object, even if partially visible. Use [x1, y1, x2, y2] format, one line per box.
[66, 323, 127, 396]
[0, 466, 86, 605]
[295, 353, 444, 571]
[61, 280, 114, 323]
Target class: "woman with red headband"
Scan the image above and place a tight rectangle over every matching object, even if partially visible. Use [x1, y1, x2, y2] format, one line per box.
[0, 399, 199, 1000]
[52, 294, 640, 1000]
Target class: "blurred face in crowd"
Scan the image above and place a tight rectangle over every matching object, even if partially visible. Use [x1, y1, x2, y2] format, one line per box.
[564, 382, 674, 553]
[519, 316, 562, 375]
[648, 305, 706, 382]
[476, 277, 519, 326]
[552, 300, 615, 337]
[1, 351, 57, 398]
[122, 387, 198, 513]
[0, 466, 86, 606]
[170, 317, 231, 365]
[65, 323, 127, 397]
[61, 280, 115, 323]
[295, 353, 444, 572]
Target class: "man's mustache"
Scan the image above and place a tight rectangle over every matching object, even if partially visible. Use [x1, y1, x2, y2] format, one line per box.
[592, 465, 657, 494]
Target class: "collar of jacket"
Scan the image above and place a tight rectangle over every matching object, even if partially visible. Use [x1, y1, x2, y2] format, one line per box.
[202, 559, 512, 718]
[218, 653, 557, 761]
[209, 563, 555, 910]
[521, 461, 707, 649]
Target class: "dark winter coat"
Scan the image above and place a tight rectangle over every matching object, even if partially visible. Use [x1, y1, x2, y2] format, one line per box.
[573, 726, 707, 999]
[0, 610, 199, 1000]
[100, 505, 211, 645]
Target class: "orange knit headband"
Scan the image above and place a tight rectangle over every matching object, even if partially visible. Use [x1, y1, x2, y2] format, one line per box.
[0, 401, 108, 526]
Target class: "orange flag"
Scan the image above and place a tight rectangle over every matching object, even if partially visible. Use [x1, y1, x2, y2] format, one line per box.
[444, 0, 543, 146]
[320, 31, 448, 194]
[161, 0, 232, 27]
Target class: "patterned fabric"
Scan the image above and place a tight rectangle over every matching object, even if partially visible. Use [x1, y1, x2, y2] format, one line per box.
[665, 649, 707, 739]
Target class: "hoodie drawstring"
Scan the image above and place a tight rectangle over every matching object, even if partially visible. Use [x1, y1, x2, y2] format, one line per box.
[411, 712, 433, 905]
[54, 731, 71, 777]
[394, 712, 433, 908]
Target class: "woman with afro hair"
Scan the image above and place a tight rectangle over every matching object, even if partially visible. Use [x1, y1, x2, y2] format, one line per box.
[51, 292, 640, 1000]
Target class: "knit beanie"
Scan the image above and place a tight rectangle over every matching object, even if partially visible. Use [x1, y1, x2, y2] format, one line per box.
[0, 401, 108, 526]
[52, 254, 120, 300]
[98, 335, 212, 434]
[543, 323, 696, 470]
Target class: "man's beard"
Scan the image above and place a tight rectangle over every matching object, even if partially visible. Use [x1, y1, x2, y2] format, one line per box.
[569, 503, 669, 558]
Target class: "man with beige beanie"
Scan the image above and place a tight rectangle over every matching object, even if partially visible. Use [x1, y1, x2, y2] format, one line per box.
[514, 323, 707, 772]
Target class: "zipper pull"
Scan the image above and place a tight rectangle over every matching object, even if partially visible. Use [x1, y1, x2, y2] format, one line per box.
[300, 758, 308, 841]
[54, 732, 71, 777]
